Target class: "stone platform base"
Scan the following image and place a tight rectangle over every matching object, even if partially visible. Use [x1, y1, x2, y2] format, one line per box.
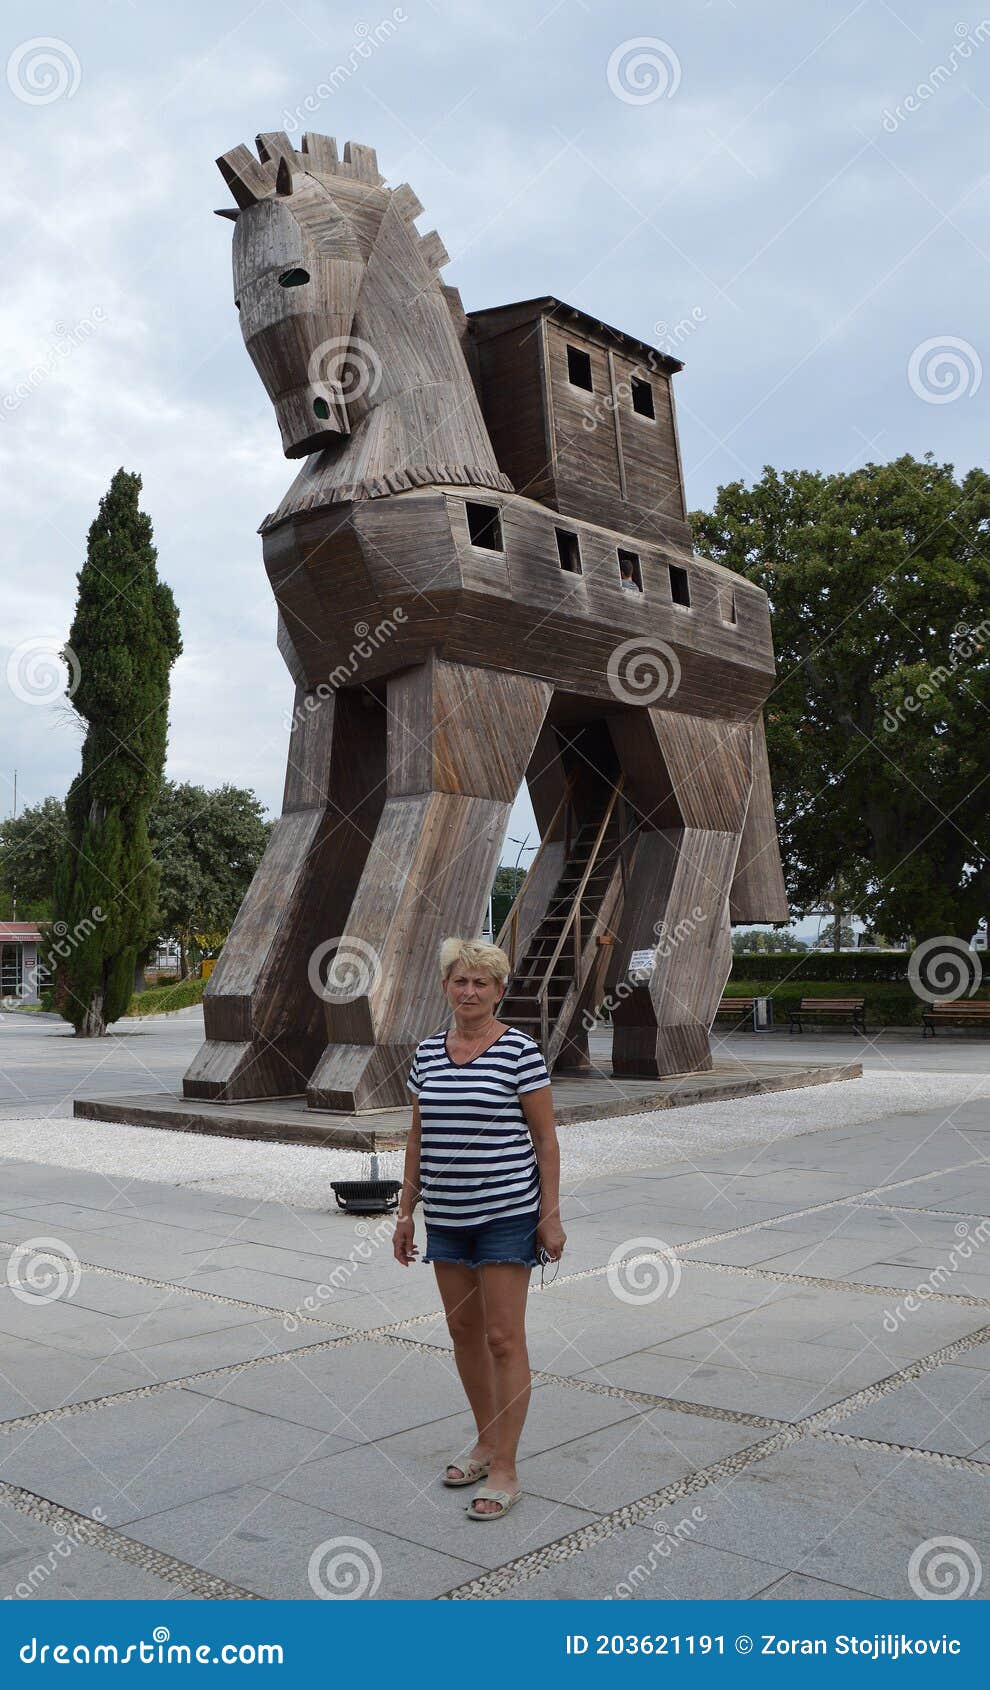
[73, 1058, 862, 1150]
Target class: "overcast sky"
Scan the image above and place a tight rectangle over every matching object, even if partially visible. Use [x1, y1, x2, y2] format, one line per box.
[1, 0, 984, 934]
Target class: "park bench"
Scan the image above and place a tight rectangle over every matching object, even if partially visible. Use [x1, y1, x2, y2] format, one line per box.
[714, 996, 757, 1027]
[788, 997, 866, 1035]
[922, 1000, 990, 1037]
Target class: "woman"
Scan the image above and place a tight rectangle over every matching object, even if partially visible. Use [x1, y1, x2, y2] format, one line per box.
[392, 937, 566, 1519]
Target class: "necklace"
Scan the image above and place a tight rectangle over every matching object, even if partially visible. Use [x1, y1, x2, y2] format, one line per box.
[449, 1015, 500, 1059]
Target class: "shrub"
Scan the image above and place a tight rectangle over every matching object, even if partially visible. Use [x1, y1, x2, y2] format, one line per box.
[126, 975, 205, 1016]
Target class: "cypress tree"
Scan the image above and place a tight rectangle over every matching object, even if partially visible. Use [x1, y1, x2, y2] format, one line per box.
[53, 469, 182, 1035]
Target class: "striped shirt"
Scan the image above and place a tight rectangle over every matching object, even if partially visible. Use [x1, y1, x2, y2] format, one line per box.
[407, 1026, 551, 1226]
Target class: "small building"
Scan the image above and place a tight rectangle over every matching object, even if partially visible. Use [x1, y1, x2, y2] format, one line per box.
[0, 922, 50, 1005]
[467, 296, 688, 550]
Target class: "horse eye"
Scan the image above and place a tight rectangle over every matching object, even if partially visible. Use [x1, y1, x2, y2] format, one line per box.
[278, 267, 310, 288]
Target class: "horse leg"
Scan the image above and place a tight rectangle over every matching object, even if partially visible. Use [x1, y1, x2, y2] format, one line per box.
[605, 710, 755, 1077]
[305, 656, 552, 1112]
[182, 684, 386, 1102]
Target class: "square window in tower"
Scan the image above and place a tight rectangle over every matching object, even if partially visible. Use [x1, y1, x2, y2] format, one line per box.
[566, 345, 593, 391]
[631, 377, 655, 418]
[668, 562, 691, 606]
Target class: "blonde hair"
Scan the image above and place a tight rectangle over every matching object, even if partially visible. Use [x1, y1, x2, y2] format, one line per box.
[439, 937, 510, 987]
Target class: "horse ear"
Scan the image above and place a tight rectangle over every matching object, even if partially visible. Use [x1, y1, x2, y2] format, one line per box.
[217, 144, 272, 208]
[276, 155, 294, 196]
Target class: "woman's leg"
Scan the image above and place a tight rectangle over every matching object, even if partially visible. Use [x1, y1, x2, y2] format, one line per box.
[474, 1262, 533, 1511]
[433, 1262, 496, 1474]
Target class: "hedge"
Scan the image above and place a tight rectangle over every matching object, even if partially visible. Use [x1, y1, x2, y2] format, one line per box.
[726, 976, 990, 1027]
[125, 976, 206, 1016]
[730, 950, 990, 984]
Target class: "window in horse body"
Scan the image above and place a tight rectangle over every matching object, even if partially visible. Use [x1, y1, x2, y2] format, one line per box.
[555, 529, 582, 574]
[465, 502, 504, 552]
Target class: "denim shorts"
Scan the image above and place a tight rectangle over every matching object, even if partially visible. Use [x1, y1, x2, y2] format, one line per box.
[423, 1206, 541, 1268]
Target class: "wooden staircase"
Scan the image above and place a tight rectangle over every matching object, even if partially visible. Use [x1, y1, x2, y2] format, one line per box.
[497, 776, 635, 1069]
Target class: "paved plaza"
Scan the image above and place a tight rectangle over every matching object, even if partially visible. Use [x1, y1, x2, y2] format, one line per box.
[0, 1008, 988, 1600]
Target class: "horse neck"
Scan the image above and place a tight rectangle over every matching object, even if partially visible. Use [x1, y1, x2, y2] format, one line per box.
[267, 273, 511, 522]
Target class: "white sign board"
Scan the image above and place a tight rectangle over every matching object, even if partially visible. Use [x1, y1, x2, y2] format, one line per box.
[628, 948, 656, 980]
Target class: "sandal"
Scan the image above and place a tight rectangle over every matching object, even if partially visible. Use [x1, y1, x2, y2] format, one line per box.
[465, 1485, 523, 1520]
[442, 1455, 491, 1487]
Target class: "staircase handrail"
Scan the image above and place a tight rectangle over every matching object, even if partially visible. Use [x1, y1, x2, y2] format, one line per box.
[494, 773, 577, 968]
[534, 775, 626, 1047]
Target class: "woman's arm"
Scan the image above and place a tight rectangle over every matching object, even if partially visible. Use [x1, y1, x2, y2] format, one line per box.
[393, 1098, 423, 1265]
[522, 1085, 566, 1258]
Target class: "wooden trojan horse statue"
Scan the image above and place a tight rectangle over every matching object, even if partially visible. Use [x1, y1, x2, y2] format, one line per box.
[183, 131, 788, 1115]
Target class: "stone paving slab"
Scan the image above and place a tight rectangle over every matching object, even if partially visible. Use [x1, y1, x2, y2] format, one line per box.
[263, 1438, 601, 1571]
[187, 1339, 506, 1444]
[753, 1571, 876, 1600]
[119, 1482, 485, 1600]
[577, 1350, 851, 1423]
[0, 1506, 197, 1601]
[92, 1315, 342, 1385]
[834, 1362, 990, 1456]
[648, 1331, 920, 1396]
[495, 1526, 793, 1601]
[511, 1408, 766, 1517]
[0, 1336, 159, 1421]
[691, 1440, 990, 1600]
[689, 1235, 894, 1276]
[0, 1389, 345, 1526]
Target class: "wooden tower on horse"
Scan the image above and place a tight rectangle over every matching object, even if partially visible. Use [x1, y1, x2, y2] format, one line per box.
[183, 131, 788, 1115]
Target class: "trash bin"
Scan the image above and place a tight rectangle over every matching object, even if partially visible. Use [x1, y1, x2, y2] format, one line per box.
[753, 995, 773, 1031]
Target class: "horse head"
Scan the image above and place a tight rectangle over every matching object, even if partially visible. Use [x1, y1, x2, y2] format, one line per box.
[215, 134, 388, 457]
[216, 131, 510, 502]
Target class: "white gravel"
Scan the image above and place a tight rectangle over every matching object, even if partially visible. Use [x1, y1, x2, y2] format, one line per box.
[1, 1069, 988, 1210]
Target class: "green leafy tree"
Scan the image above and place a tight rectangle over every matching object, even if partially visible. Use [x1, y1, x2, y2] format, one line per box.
[814, 921, 856, 950]
[52, 469, 181, 1034]
[0, 797, 66, 920]
[150, 781, 273, 975]
[493, 863, 528, 898]
[731, 927, 807, 954]
[691, 454, 990, 943]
